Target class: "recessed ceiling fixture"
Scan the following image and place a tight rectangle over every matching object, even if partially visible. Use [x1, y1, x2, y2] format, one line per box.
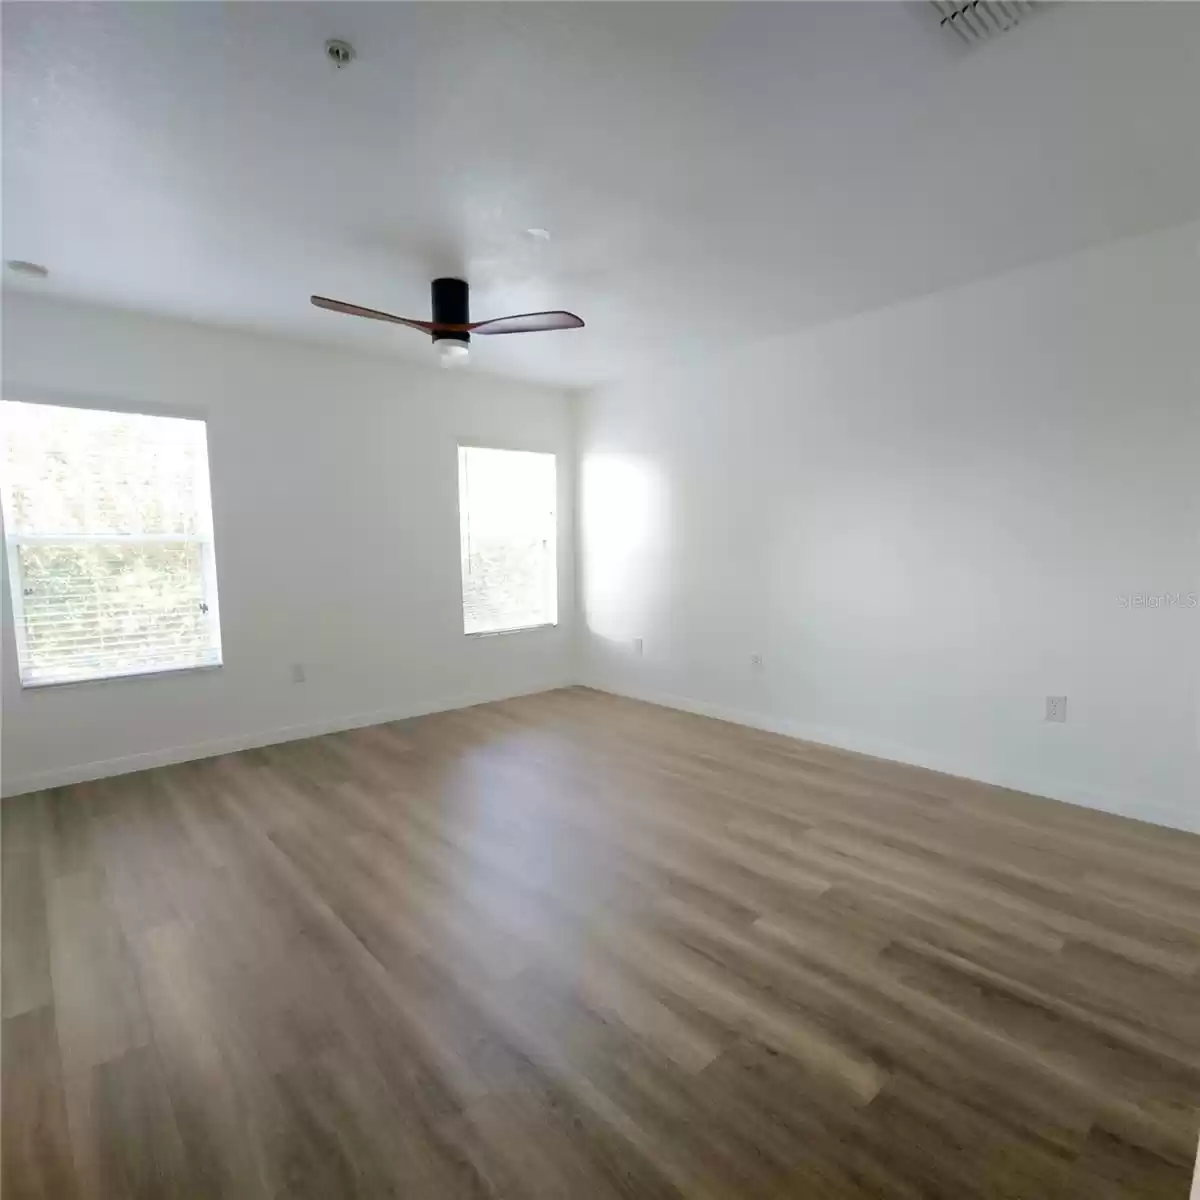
[524, 228, 552, 242]
[311, 278, 584, 369]
[6, 260, 49, 279]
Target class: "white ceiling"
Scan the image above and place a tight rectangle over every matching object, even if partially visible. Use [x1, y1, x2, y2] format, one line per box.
[4, 2, 1199, 388]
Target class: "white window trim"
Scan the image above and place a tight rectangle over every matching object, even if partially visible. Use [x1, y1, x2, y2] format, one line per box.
[1, 399, 224, 689]
[465, 622, 557, 640]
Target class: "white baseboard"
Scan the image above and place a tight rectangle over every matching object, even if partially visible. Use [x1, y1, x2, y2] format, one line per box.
[584, 679, 1198, 836]
[0, 681, 568, 797]
[8, 674, 1195, 837]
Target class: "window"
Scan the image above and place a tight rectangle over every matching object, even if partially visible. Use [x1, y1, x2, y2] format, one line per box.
[1, 401, 222, 686]
[458, 445, 557, 635]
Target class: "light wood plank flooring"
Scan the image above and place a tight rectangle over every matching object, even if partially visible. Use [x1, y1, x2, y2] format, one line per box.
[4, 687, 1200, 1198]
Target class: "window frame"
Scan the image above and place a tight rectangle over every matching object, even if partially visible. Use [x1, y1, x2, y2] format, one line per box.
[1, 394, 224, 689]
[456, 439, 559, 639]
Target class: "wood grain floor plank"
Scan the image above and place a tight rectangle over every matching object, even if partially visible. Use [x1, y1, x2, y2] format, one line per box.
[46, 868, 151, 1075]
[3, 687, 1199, 1198]
[2, 1006, 80, 1199]
[64, 1043, 194, 1200]
[2, 794, 53, 1019]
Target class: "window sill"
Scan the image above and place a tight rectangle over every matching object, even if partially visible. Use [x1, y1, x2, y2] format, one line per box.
[19, 661, 223, 691]
[465, 623, 558, 639]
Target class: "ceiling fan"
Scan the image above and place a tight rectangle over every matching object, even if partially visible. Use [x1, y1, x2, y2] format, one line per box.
[311, 278, 584, 367]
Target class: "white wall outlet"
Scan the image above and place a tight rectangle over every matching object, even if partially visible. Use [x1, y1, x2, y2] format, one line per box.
[632, 637, 644, 658]
[750, 653, 765, 669]
[1045, 695, 1067, 723]
[291, 662, 307, 684]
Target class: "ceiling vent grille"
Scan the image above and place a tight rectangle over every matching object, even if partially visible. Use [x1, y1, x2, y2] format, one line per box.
[931, 1, 1034, 45]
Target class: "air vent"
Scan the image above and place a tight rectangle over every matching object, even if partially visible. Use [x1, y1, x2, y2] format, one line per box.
[931, 1, 1034, 45]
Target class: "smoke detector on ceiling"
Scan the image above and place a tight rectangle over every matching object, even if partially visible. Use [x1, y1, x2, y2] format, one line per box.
[325, 39, 355, 69]
[930, 1, 1036, 45]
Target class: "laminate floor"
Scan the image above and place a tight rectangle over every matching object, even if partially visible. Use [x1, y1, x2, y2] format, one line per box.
[4, 687, 1199, 1198]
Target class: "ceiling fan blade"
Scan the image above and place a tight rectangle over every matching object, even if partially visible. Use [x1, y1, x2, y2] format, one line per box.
[469, 311, 585, 336]
[311, 295, 436, 333]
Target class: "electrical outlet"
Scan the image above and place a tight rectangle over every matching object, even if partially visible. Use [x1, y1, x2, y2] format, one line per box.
[750, 654, 764, 669]
[291, 663, 307, 684]
[632, 637, 644, 658]
[1045, 695, 1067, 723]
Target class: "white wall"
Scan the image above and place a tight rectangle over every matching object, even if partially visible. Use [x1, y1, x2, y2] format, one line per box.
[6, 225, 1199, 830]
[1, 293, 577, 794]
[580, 221, 1200, 833]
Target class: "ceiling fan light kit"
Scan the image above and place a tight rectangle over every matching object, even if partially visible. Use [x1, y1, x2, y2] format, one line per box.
[431, 277, 471, 366]
[310, 277, 584, 368]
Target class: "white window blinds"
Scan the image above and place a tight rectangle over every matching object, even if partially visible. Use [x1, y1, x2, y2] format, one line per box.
[1, 401, 223, 686]
[458, 445, 557, 635]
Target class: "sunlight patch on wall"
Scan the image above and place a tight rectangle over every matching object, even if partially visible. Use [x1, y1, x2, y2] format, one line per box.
[581, 452, 668, 643]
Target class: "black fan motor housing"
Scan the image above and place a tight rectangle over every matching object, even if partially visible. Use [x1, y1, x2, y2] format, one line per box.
[432, 278, 469, 346]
